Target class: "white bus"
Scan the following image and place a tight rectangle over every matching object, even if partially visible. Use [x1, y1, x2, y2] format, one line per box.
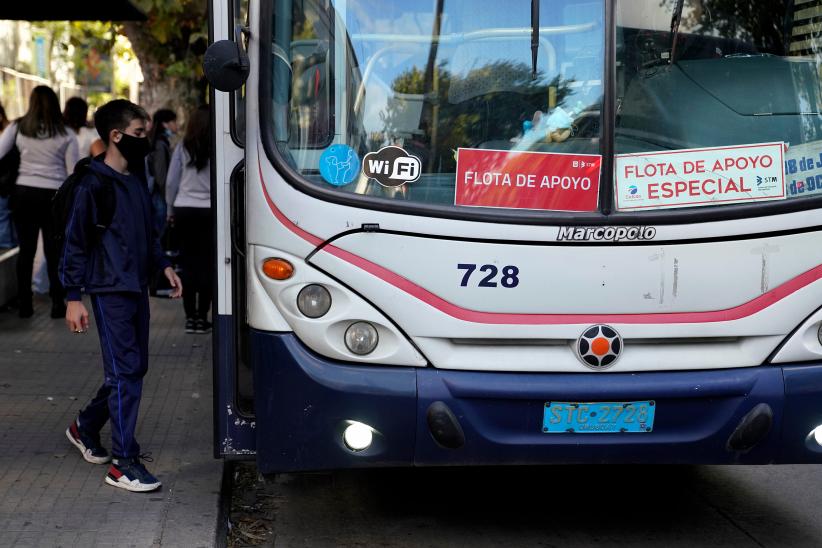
[207, 0, 822, 470]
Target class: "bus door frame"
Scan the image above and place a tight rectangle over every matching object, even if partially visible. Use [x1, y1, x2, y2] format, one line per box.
[211, 0, 256, 458]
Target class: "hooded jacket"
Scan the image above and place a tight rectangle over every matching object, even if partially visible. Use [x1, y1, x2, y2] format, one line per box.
[59, 158, 170, 300]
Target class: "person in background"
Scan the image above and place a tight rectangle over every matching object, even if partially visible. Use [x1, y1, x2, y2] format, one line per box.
[166, 105, 212, 334]
[64, 97, 100, 159]
[27, 98, 96, 297]
[0, 86, 78, 318]
[147, 108, 177, 239]
[0, 104, 15, 249]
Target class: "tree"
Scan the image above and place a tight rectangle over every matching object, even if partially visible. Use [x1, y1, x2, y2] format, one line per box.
[30, 22, 144, 110]
[122, 0, 208, 115]
[664, 0, 790, 55]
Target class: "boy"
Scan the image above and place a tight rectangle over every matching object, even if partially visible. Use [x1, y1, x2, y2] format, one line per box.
[60, 99, 182, 492]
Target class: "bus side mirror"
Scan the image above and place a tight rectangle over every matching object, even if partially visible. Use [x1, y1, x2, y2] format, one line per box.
[204, 40, 250, 92]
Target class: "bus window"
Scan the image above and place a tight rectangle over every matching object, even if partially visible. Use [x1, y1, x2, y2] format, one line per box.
[616, 0, 822, 210]
[268, 0, 604, 208]
[231, 0, 249, 145]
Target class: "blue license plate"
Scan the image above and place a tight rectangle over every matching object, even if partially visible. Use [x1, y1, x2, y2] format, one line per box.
[542, 401, 656, 433]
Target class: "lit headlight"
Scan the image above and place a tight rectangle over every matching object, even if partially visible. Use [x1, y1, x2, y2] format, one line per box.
[297, 284, 332, 318]
[343, 421, 373, 451]
[344, 321, 379, 355]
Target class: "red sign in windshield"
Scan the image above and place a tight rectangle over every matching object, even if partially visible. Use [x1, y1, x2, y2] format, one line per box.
[455, 148, 602, 212]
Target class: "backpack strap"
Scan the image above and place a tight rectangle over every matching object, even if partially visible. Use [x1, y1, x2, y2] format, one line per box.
[70, 160, 116, 236]
[92, 175, 116, 231]
[83, 170, 116, 232]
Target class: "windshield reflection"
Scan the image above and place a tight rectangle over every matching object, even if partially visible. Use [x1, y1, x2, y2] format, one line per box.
[277, 0, 605, 204]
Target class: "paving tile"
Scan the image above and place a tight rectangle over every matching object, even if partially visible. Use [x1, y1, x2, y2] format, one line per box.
[0, 295, 222, 547]
[0, 532, 20, 545]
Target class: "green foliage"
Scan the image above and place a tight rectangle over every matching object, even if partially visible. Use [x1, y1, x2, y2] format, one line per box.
[69, 21, 115, 54]
[129, 0, 206, 57]
[391, 67, 426, 95]
[134, 0, 191, 45]
[27, 3, 207, 112]
[124, 0, 208, 109]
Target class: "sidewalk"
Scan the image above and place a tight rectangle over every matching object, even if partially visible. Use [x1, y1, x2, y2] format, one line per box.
[0, 295, 222, 547]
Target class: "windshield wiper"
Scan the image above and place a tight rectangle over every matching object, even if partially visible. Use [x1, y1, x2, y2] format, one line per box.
[530, 0, 539, 79]
[670, 0, 684, 64]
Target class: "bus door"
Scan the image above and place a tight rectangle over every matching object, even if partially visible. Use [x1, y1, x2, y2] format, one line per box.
[211, 0, 256, 457]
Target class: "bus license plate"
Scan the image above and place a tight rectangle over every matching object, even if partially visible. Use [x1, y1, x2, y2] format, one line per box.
[542, 401, 655, 433]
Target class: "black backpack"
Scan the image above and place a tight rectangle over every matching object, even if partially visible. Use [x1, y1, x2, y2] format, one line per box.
[53, 157, 116, 248]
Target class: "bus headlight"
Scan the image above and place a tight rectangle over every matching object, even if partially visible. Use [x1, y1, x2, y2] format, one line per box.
[297, 284, 332, 318]
[343, 421, 373, 451]
[344, 321, 379, 355]
[253, 246, 426, 366]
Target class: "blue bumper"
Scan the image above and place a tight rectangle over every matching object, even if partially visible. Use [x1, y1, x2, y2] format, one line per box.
[252, 331, 822, 473]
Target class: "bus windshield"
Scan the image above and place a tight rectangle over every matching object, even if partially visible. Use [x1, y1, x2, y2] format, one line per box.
[269, 0, 604, 209]
[267, 0, 822, 215]
[615, 1, 822, 212]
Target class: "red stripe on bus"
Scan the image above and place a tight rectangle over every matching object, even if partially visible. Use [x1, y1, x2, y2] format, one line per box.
[259, 158, 821, 325]
[258, 160, 324, 247]
[322, 243, 822, 324]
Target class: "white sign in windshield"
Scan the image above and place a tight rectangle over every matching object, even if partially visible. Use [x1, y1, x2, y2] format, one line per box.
[785, 140, 822, 199]
[615, 143, 786, 211]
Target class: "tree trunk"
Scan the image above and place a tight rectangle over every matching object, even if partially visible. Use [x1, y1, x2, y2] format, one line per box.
[136, 59, 184, 115]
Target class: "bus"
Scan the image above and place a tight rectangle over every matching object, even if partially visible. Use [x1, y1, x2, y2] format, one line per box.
[206, 0, 822, 471]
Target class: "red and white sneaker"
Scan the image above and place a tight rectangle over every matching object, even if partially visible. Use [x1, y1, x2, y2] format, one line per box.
[66, 420, 111, 464]
[105, 457, 162, 492]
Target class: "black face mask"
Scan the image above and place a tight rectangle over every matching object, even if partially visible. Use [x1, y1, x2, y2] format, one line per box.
[115, 132, 151, 171]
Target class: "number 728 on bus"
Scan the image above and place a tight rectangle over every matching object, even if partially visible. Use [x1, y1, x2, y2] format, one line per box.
[457, 263, 520, 288]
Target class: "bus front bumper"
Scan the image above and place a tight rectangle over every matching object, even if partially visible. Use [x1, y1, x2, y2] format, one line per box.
[252, 332, 822, 473]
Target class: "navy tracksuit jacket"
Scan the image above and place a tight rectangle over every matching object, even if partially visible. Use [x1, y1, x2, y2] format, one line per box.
[59, 159, 170, 459]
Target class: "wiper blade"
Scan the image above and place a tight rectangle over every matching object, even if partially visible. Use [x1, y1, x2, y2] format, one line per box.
[670, 0, 684, 63]
[531, 0, 539, 79]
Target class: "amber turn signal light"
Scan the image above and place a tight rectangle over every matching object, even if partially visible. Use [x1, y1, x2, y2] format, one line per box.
[262, 258, 294, 280]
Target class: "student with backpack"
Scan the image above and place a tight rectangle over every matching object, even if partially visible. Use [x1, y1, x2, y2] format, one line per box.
[0, 86, 78, 318]
[59, 99, 182, 492]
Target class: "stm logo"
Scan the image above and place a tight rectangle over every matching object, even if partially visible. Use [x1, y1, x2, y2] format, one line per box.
[576, 325, 622, 370]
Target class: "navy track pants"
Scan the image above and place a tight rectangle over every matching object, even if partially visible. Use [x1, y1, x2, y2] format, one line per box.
[77, 289, 150, 459]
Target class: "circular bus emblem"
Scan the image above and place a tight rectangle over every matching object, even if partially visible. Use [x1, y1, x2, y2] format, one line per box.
[576, 325, 622, 370]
